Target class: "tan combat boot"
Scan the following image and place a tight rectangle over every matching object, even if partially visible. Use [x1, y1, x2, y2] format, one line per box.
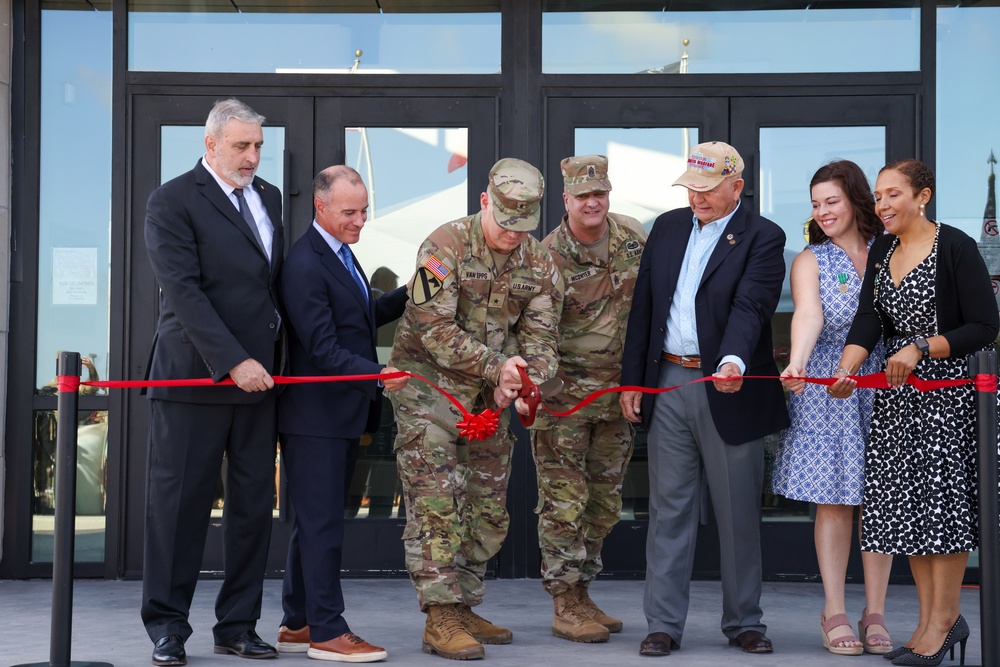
[551, 590, 610, 643]
[456, 604, 513, 644]
[423, 604, 486, 660]
[575, 584, 624, 633]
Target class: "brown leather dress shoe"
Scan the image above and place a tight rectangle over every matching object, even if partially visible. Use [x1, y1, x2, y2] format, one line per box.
[308, 632, 388, 662]
[276, 625, 310, 653]
[729, 630, 774, 653]
[640, 631, 679, 656]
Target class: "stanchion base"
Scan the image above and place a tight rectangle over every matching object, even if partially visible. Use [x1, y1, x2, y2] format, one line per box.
[11, 662, 114, 666]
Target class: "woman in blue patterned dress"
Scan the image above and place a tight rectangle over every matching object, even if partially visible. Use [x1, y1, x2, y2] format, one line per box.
[772, 160, 893, 655]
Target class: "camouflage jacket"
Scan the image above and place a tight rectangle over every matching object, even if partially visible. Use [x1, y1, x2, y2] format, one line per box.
[536, 212, 646, 425]
[389, 212, 564, 407]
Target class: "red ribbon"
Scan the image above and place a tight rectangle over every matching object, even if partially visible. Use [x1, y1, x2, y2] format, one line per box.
[54, 370, 998, 440]
[62, 371, 500, 442]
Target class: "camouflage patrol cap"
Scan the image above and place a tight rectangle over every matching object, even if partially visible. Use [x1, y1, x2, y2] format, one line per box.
[672, 141, 745, 192]
[488, 158, 544, 232]
[561, 155, 612, 195]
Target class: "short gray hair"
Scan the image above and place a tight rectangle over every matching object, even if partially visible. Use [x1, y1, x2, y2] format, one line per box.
[314, 165, 364, 201]
[205, 98, 265, 139]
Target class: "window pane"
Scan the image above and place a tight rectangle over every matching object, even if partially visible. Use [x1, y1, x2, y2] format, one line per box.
[36, 9, 112, 391]
[160, 126, 285, 188]
[757, 125, 886, 521]
[570, 127, 697, 521]
[128, 6, 501, 74]
[343, 125, 469, 519]
[31, 409, 108, 564]
[937, 5, 1000, 313]
[543, 5, 919, 74]
[573, 127, 698, 230]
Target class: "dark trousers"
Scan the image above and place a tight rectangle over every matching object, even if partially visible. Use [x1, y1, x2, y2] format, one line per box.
[280, 433, 354, 642]
[141, 395, 277, 644]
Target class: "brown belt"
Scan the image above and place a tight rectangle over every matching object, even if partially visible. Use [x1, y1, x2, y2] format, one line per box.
[661, 352, 702, 369]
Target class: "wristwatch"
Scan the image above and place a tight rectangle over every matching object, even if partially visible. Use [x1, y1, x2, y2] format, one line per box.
[914, 337, 930, 357]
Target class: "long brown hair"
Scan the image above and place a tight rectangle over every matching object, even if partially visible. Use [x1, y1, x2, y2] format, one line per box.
[807, 160, 884, 245]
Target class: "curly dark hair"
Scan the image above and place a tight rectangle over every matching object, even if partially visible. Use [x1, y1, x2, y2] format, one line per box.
[806, 159, 884, 245]
[879, 158, 935, 205]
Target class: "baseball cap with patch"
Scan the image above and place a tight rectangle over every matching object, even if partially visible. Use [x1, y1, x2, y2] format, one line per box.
[672, 141, 745, 192]
[561, 154, 612, 196]
[488, 158, 544, 232]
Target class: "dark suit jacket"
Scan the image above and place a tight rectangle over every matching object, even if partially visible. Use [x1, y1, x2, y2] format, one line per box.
[621, 202, 790, 445]
[144, 159, 284, 404]
[278, 225, 407, 438]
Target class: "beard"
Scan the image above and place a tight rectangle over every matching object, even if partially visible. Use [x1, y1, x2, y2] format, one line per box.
[223, 163, 256, 188]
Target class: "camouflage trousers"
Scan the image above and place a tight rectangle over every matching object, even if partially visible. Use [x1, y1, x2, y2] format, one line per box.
[395, 397, 515, 612]
[531, 416, 633, 595]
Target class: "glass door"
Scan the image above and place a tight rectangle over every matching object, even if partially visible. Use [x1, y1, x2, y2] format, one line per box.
[545, 92, 917, 581]
[314, 95, 497, 575]
[123, 94, 314, 579]
[125, 92, 498, 579]
[543, 96, 729, 578]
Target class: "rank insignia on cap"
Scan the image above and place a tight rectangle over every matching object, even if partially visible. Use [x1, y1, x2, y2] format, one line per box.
[587, 165, 596, 177]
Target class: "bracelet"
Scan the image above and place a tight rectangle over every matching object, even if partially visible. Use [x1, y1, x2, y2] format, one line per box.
[835, 367, 851, 376]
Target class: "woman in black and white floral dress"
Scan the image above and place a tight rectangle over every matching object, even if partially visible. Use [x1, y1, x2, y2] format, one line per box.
[829, 159, 998, 666]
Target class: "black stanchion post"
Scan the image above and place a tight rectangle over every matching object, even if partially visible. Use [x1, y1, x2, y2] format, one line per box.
[12, 351, 113, 667]
[971, 350, 999, 667]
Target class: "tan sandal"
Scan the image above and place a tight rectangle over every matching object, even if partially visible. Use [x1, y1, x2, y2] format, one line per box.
[821, 613, 864, 656]
[858, 608, 893, 655]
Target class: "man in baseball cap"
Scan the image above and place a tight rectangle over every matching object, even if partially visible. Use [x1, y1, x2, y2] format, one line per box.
[387, 156, 562, 660]
[621, 140, 787, 657]
[532, 153, 646, 643]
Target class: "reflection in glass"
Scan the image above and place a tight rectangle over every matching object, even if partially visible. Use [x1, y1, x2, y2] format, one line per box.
[37, 8, 113, 390]
[128, 8, 500, 74]
[758, 125, 885, 314]
[160, 126, 285, 188]
[31, 409, 108, 564]
[757, 125, 885, 521]
[574, 127, 698, 231]
[343, 125, 469, 519]
[543, 6, 919, 74]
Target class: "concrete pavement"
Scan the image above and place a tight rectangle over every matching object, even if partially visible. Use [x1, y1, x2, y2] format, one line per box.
[0, 578, 983, 666]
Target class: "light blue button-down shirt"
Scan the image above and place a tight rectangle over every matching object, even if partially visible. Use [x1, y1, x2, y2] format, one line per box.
[663, 201, 745, 373]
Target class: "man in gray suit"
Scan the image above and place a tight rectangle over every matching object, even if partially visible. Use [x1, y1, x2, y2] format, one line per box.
[620, 142, 788, 657]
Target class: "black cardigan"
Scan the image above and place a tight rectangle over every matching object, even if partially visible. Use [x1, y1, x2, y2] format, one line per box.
[845, 223, 999, 357]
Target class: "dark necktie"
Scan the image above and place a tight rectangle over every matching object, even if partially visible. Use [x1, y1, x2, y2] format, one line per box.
[339, 244, 369, 304]
[232, 188, 268, 259]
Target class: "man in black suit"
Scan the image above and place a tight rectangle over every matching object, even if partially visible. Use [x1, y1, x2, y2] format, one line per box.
[142, 98, 284, 666]
[620, 142, 789, 658]
[273, 165, 406, 662]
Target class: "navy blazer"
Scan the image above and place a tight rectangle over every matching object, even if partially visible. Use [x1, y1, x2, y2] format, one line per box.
[144, 159, 284, 404]
[278, 225, 407, 438]
[621, 202, 790, 444]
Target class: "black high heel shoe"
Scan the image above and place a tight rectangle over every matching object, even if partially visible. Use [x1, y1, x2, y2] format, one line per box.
[891, 615, 969, 666]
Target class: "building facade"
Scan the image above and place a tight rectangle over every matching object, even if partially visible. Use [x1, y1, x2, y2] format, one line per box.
[1, 0, 998, 582]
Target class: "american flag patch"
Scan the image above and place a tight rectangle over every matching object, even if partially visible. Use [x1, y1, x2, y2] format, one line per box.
[424, 255, 450, 281]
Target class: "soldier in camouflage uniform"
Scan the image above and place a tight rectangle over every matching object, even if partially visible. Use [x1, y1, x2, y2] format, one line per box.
[388, 158, 563, 660]
[532, 155, 646, 643]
